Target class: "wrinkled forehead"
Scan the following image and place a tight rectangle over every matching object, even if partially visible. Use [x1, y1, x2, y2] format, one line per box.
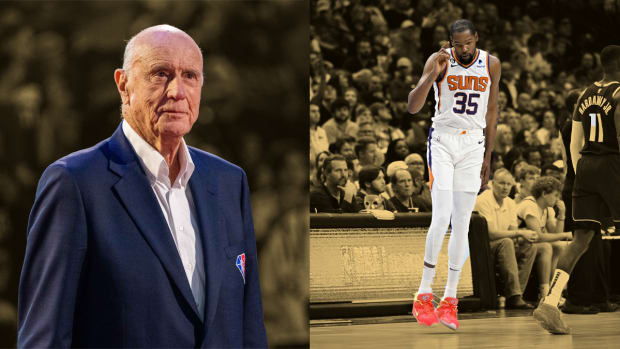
[132, 31, 202, 70]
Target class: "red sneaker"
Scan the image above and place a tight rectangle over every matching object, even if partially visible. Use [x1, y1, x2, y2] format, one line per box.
[413, 293, 438, 326]
[436, 297, 459, 330]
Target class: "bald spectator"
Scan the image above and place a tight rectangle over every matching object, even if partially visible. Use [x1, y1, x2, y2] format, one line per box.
[310, 155, 359, 213]
[323, 98, 359, 144]
[389, 169, 415, 212]
[475, 169, 536, 309]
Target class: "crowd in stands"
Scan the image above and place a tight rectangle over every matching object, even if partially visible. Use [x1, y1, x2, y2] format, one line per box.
[310, 0, 619, 307]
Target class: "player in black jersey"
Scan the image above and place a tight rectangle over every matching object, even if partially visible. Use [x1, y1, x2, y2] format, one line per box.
[533, 45, 620, 334]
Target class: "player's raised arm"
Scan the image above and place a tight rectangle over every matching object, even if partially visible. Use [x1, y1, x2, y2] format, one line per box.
[480, 54, 501, 188]
[408, 42, 450, 114]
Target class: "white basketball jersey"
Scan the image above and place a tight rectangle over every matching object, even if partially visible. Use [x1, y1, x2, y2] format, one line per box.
[432, 48, 492, 130]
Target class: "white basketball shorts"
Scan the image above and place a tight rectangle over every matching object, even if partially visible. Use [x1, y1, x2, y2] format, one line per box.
[426, 125, 485, 192]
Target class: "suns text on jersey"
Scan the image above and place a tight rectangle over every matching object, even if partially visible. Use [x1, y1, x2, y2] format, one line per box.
[578, 95, 612, 115]
[446, 75, 489, 92]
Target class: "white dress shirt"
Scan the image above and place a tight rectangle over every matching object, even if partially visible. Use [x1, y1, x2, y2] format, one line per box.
[122, 120, 206, 319]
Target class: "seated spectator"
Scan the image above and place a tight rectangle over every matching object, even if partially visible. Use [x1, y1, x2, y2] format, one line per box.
[310, 155, 360, 213]
[385, 160, 409, 198]
[310, 150, 331, 191]
[534, 110, 557, 145]
[384, 138, 410, 165]
[369, 102, 405, 154]
[323, 98, 359, 144]
[475, 169, 537, 309]
[514, 164, 540, 203]
[310, 102, 329, 164]
[357, 121, 376, 139]
[354, 105, 373, 125]
[329, 137, 356, 160]
[495, 124, 514, 157]
[355, 137, 381, 168]
[523, 146, 542, 168]
[404, 152, 426, 180]
[410, 169, 432, 212]
[389, 168, 417, 212]
[355, 166, 395, 211]
[517, 176, 572, 300]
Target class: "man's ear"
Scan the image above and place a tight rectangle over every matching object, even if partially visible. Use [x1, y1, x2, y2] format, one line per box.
[114, 69, 130, 105]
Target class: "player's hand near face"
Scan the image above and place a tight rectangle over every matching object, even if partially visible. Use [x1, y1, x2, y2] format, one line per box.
[430, 42, 450, 80]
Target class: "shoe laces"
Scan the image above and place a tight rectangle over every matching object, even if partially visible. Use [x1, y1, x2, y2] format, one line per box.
[440, 299, 458, 313]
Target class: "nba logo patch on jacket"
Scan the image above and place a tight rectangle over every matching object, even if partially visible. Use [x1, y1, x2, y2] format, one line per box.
[236, 253, 246, 284]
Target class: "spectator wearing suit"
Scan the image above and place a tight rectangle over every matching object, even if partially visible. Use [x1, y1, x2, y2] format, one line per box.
[310, 155, 359, 213]
[389, 169, 418, 212]
[475, 169, 536, 309]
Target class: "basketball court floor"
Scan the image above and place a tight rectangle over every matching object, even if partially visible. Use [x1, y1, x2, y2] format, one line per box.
[310, 309, 620, 348]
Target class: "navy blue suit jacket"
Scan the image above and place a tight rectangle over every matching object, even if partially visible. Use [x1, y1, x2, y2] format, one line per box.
[18, 125, 268, 348]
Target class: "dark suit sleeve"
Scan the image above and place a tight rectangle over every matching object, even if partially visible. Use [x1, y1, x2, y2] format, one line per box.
[239, 170, 268, 348]
[18, 164, 88, 348]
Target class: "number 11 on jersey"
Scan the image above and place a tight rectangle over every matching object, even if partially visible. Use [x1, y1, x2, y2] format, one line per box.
[589, 113, 603, 142]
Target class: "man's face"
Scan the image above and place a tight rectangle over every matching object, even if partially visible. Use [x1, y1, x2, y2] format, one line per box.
[395, 140, 409, 158]
[326, 160, 347, 187]
[368, 170, 386, 194]
[406, 155, 425, 177]
[498, 91, 507, 110]
[117, 30, 203, 142]
[344, 90, 357, 107]
[377, 107, 392, 122]
[360, 143, 377, 165]
[324, 85, 337, 102]
[358, 123, 375, 138]
[334, 106, 350, 122]
[340, 142, 355, 159]
[527, 151, 542, 167]
[542, 190, 561, 208]
[522, 173, 539, 191]
[543, 111, 555, 129]
[492, 172, 514, 200]
[310, 104, 321, 124]
[451, 30, 478, 64]
[393, 170, 413, 198]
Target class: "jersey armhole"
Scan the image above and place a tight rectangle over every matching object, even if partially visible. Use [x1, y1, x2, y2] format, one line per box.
[435, 64, 448, 83]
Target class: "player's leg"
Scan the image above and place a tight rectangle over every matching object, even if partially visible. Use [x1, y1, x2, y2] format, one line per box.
[443, 190, 476, 299]
[436, 133, 483, 330]
[534, 242, 552, 300]
[414, 133, 454, 326]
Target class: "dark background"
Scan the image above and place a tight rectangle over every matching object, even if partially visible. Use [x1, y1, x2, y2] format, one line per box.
[0, 1, 308, 347]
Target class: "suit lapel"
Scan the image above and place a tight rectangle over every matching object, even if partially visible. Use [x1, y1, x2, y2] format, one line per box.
[107, 125, 202, 322]
[187, 153, 225, 333]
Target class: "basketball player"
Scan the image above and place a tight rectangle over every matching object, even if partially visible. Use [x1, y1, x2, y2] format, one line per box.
[533, 45, 620, 334]
[407, 19, 501, 330]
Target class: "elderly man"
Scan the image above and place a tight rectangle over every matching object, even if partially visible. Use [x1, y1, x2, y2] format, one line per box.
[18, 25, 267, 348]
[475, 168, 537, 309]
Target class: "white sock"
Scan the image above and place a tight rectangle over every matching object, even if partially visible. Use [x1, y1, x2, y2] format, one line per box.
[444, 267, 461, 299]
[543, 270, 570, 306]
[418, 264, 436, 294]
[539, 283, 549, 300]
